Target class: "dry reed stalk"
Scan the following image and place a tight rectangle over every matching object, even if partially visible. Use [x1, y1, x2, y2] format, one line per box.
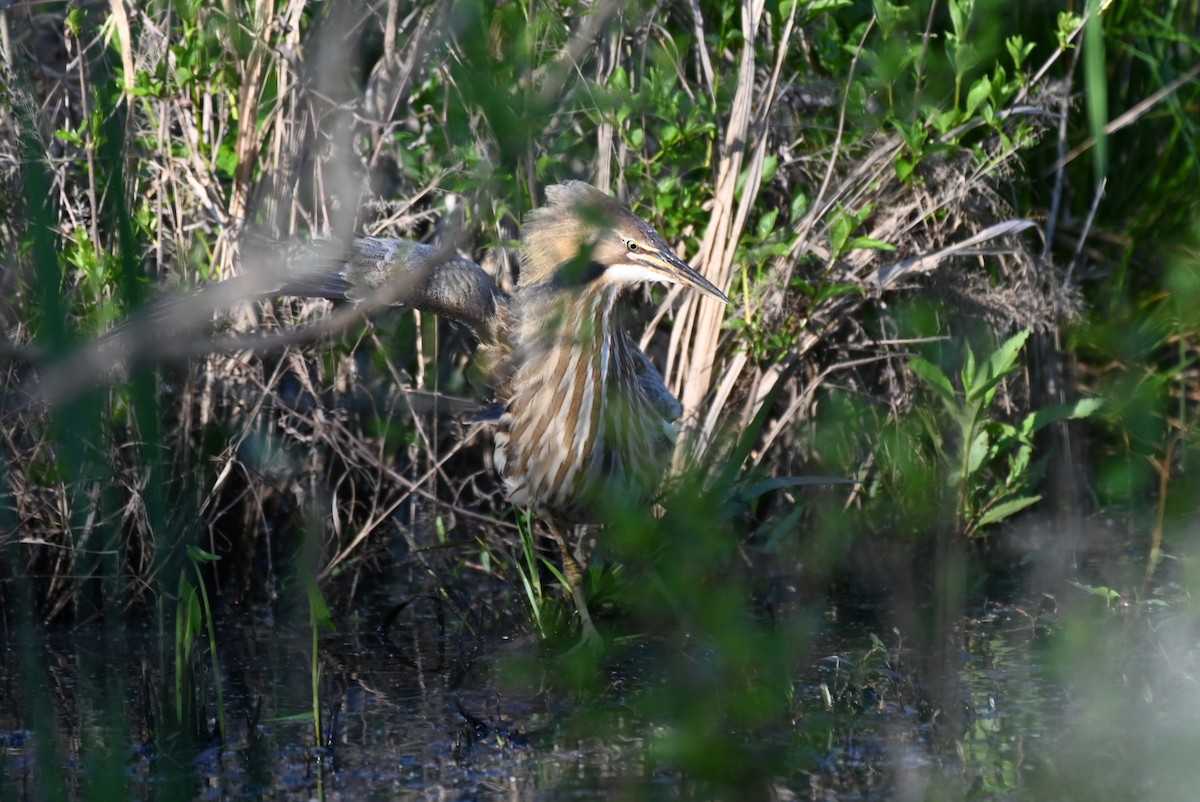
[668, 0, 766, 439]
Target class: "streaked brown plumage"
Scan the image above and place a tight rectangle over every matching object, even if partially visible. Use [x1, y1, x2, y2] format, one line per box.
[286, 181, 729, 638]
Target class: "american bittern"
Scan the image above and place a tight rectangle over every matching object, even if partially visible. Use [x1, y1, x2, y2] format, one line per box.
[287, 181, 729, 638]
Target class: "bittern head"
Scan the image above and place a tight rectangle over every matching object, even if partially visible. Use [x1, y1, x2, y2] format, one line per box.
[520, 181, 730, 304]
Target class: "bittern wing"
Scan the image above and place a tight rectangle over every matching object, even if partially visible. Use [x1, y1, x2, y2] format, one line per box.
[281, 237, 509, 335]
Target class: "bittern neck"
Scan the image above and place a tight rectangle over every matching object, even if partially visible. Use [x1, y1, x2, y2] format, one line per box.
[507, 282, 632, 407]
[497, 275, 672, 524]
[525, 282, 623, 351]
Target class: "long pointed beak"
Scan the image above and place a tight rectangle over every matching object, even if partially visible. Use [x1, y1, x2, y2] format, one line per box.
[640, 250, 731, 304]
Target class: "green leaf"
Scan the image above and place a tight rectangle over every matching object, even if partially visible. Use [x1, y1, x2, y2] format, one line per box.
[986, 328, 1029, 376]
[965, 428, 989, 477]
[813, 282, 864, 305]
[55, 128, 84, 147]
[964, 76, 992, 118]
[976, 494, 1041, 529]
[1056, 11, 1083, 50]
[830, 214, 852, 256]
[909, 357, 959, 414]
[846, 236, 896, 252]
[304, 573, 335, 632]
[187, 545, 221, 563]
[991, 65, 1008, 97]
[948, 0, 972, 38]
[961, 340, 977, 392]
[950, 41, 981, 76]
[891, 119, 927, 157]
[1006, 35, 1034, 69]
[66, 6, 85, 36]
[756, 208, 779, 241]
[806, 0, 853, 13]
[1028, 397, 1104, 433]
[872, 0, 912, 36]
[761, 154, 779, 183]
[178, 574, 201, 640]
[967, 330, 1029, 404]
[789, 192, 810, 222]
[214, 143, 238, 179]
[1007, 441, 1032, 481]
[933, 108, 962, 134]
[1072, 581, 1122, 604]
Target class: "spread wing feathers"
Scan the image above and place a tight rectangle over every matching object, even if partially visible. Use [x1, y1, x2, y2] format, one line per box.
[281, 237, 508, 335]
[110, 237, 508, 340]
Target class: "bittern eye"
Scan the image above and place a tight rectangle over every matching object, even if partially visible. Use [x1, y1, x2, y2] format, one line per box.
[626, 240, 639, 251]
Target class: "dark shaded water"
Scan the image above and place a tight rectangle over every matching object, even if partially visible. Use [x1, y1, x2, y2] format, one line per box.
[3, 584, 1199, 801]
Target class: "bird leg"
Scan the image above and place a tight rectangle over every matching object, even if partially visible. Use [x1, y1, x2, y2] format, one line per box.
[549, 522, 601, 642]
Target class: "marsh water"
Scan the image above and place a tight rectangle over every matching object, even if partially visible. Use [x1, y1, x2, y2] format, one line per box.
[6, 566, 1198, 802]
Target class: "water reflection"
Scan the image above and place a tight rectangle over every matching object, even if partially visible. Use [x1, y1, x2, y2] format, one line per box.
[2, 591, 1199, 800]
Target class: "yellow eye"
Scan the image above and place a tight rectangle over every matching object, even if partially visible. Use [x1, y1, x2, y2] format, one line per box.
[627, 240, 639, 251]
